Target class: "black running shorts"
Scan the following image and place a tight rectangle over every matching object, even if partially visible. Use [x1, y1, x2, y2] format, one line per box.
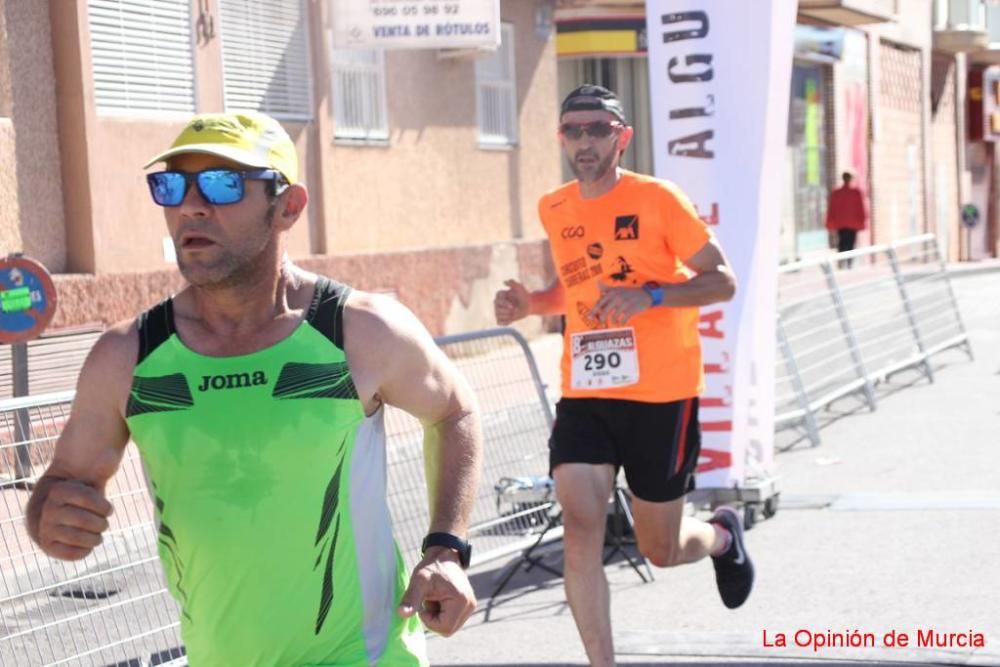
[549, 396, 700, 503]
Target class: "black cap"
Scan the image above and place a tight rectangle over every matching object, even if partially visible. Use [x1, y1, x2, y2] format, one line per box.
[560, 84, 626, 123]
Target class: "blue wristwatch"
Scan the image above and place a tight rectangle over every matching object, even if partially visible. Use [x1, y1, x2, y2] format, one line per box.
[643, 284, 664, 307]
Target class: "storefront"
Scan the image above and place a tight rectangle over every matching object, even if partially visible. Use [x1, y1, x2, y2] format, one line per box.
[554, 7, 653, 178]
[554, 16, 850, 262]
[786, 59, 834, 259]
[964, 65, 999, 260]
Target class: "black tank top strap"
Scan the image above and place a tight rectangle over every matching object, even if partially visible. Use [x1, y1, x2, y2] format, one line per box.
[306, 276, 352, 350]
[135, 298, 176, 365]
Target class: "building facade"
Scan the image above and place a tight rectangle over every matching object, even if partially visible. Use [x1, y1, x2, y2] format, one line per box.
[554, 0, 1000, 263]
[934, 0, 1000, 260]
[0, 0, 562, 335]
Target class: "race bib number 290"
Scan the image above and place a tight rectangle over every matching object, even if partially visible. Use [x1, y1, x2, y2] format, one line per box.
[570, 327, 639, 390]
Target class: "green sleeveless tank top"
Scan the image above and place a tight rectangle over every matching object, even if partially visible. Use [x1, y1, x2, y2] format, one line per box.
[125, 278, 426, 666]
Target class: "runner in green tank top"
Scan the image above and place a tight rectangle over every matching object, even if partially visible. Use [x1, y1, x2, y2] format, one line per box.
[27, 112, 483, 666]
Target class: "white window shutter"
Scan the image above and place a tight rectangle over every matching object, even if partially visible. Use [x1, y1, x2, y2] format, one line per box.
[330, 47, 388, 141]
[219, 0, 313, 120]
[475, 23, 517, 146]
[88, 0, 195, 113]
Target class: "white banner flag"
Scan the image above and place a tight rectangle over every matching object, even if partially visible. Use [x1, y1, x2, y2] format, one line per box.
[645, 1, 796, 488]
[331, 0, 501, 50]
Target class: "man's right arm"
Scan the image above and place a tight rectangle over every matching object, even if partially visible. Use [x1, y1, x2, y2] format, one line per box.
[495, 194, 567, 325]
[528, 280, 565, 316]
[494, 279, 565, 325]
[26, 323, 136, 560]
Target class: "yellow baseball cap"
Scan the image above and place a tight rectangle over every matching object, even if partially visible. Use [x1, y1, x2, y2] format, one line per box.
[144, 112, 299, 184]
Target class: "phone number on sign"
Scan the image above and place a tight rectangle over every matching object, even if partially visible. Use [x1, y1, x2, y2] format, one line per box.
[372, 3, 459, 17]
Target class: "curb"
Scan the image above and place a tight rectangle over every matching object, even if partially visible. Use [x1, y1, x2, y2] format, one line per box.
[945, 260, 1000, 277]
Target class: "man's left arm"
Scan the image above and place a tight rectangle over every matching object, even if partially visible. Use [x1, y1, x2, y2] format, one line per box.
[658, 238, 737, 307]
[360, 296, 483, 636]
[591, 238, 736, 326]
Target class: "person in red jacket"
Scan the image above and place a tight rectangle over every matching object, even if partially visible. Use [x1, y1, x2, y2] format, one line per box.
[826, 171, 867, 268]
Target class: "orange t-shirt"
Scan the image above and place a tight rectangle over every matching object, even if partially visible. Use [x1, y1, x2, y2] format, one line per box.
[540, 170, 712, 403]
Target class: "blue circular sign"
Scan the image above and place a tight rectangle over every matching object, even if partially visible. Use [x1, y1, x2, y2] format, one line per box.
[961, 204, 980, 229]
[0, 256, 57, 343]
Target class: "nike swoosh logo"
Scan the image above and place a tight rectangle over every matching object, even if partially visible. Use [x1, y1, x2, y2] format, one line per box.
[731, 538, 746, 565]
[551, 199, 567, 209]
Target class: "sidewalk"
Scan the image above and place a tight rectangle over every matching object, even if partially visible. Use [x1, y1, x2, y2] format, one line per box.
[426, 271, 1000, 666]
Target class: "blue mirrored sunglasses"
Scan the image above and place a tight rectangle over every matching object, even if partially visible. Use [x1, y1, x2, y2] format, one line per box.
[146, 169, 288, 207]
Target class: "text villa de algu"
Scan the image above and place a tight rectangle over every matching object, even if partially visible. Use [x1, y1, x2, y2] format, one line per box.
[762, 628, 986, 652]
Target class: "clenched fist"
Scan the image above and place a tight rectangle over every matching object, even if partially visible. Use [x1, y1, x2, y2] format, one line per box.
[398, 548, 476, 637]
[35, 479, 113, 561]
[494, 279, 531, 325]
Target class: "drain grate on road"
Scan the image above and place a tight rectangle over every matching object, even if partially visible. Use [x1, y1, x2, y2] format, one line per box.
[51, 576, 122, 600]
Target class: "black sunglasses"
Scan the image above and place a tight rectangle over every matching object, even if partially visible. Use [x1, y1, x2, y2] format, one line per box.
[146, 168, 288, 207]
[559, 121, 624, 140]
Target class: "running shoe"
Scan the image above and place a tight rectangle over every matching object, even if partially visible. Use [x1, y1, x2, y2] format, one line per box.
[708, 506, 754, 609]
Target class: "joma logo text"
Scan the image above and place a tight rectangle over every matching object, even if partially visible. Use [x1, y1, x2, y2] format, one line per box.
[198, 371, 268, 392]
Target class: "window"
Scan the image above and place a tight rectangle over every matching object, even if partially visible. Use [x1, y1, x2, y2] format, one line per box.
[219, 0, 312, 120]
[559, 57, 653, 177]
[944, 0, 986, 30]
[989, 3, 1000, 45]
[87, 0, 195, 113]
[475, 23, 517, 146]
[330, 48, 388, 141]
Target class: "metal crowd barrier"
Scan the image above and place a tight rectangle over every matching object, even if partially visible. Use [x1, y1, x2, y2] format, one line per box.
[0, 391, 185, 667]
[0, 328, 103, 400]
[775, 234, 972, 446]
[384, 327, 557, 572]
[0, 327, 557, 665]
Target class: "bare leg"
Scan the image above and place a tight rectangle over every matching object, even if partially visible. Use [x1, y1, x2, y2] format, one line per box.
[631, 496, 726, 567]
[554, 463, 616, 667]
[631, 497, 754, 607]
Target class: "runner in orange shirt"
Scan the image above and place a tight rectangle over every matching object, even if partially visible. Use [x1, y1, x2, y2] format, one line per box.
[495, 85, 754, 667]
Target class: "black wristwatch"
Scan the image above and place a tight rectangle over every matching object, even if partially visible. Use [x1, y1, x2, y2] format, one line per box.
[421, 532, 472, 569]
